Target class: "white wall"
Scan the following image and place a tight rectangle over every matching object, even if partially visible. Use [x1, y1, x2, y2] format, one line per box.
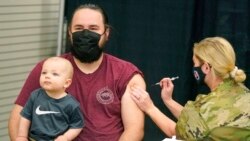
[0, 0, 61, 140]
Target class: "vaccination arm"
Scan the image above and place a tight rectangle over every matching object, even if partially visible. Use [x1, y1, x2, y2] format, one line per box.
[130, 85, 176, 137]
[119, 74, 146, 141]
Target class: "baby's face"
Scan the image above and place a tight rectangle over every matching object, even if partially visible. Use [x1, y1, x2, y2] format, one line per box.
[40, 60, 69, 92]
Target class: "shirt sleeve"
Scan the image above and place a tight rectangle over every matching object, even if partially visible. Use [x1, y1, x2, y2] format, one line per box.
[69, 106, 84, 129]
[117, 62, 143, 98]
[20, 90, 38, 120]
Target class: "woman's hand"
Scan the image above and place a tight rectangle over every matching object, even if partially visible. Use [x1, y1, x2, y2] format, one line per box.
[160, 78, 174, 103]
[130, 85, 155, 114]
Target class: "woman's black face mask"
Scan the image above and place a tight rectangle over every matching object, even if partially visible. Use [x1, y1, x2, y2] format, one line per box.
[192, 65, 205, 85]
[71, 29, 103, 63]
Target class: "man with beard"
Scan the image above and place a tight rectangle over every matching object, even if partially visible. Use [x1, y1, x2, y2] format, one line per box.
[9, 3, 145, 141]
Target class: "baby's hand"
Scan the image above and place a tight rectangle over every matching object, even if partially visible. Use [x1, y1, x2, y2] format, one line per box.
[54, 135, 68, 141]
[15, 136, 28, 141]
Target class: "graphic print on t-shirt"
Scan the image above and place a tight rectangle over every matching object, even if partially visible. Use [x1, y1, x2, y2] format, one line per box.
[96, 87, 114, 104]
[35, 105, 60, 115]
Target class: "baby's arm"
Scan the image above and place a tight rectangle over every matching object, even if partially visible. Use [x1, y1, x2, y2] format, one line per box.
[16, 117, 30, 141]
[55, 128, 83, 141]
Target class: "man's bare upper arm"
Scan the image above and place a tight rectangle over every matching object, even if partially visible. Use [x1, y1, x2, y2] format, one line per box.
[121, 73, 145, 128]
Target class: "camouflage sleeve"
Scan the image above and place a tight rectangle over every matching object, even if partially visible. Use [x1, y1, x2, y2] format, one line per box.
[203, 126, 250, 141]
[176, 101, 209, 140]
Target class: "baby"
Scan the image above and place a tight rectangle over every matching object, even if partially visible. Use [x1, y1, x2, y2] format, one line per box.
[16, 57, 84, 141]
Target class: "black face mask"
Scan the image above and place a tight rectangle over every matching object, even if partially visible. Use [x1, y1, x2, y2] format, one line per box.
[193, 66, 205, 85]
[71, 30, 103, 63]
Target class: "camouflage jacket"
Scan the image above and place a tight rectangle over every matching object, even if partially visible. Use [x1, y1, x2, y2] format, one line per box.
[176, 79, 250, 141]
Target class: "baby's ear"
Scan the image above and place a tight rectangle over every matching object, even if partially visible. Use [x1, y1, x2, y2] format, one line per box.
[64, 79, 72, 88]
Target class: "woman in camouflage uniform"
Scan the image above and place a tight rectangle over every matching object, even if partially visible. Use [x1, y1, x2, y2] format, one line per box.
[130, 37, 250, 140]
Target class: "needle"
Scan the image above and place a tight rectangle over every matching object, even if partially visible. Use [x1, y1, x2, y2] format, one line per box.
[153, 76, 179, 86]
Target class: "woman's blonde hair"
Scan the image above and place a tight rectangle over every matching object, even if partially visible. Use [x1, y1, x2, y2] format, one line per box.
[193, 37, 246, 83]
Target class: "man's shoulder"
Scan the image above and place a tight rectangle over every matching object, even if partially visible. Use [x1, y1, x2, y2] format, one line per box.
[60, 53, 73, 60]
[104, 53, 142, 75]
[104, 53, 134, 66]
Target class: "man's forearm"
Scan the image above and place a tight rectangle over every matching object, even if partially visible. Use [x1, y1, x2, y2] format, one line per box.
[8, 105, 23, 141]
[119, 128, 144, 141]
